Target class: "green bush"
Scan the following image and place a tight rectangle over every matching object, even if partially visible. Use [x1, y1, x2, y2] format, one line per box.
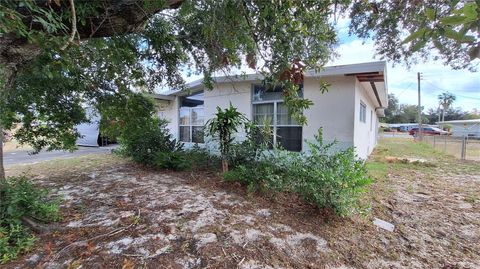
[185, 145, 221, 170]
[154, 151, 192, 171]
[0, 225, 35, 263]
[0, 176, 60, 263]
[224, 129, 372, 217]
[116, 118, 183, 165]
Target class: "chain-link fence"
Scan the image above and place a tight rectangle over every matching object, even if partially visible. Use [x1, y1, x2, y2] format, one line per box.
[420, 135, 480, 161]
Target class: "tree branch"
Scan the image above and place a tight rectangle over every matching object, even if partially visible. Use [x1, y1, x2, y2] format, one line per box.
[60, 0, 77, 50]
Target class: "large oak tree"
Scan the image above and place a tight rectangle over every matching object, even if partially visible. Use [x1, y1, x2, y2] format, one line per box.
[0, 0, 347, 180]
[1, 0, 478, 182]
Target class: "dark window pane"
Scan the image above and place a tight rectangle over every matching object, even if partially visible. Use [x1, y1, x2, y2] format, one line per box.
[179, 126, 191, 142]
[192, 126, 204, 143]
[276, 127, 302, 151]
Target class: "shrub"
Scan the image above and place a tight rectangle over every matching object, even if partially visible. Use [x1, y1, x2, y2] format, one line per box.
[206, 104, 248, 172]
[116, 118, 183, 165]
[186, 145, 221, 170]
[0, 176, 60, 263]
[224, 129, 372, 217]
[153, 151, 192, 171]
[0, 225, 35, 263]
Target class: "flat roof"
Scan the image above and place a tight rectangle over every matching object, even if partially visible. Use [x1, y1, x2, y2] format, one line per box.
[438, 119, 480, 124]
[162, 61, 388, 108]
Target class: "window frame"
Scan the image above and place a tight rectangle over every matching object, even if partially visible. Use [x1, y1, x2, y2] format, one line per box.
[179, 106, 205, 143]
[359, 101, 367, 123]
[251, 84, 303, 151]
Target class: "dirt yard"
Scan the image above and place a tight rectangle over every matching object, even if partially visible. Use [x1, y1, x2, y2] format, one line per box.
[4, 138, 480, 269]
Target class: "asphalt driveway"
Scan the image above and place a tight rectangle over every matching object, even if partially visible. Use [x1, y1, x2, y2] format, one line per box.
[3, 146, 116, 166]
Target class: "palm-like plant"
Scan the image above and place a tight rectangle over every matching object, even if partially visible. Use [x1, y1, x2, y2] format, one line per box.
[438, 92, 456, 122]
[206, 104, 248, 172]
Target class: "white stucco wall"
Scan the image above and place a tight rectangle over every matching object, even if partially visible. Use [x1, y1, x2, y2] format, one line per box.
[353, 79, 379, 159]
[303, 76, 356, 151]
[203, 81, 252, 141]
[156, 98, 179, 139]
[448, 122, 480, 137]
[158, 76, 381, 159]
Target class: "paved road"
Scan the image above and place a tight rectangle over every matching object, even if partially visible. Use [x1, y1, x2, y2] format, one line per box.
[4, 146, 116, 166]
[381, 132, 412, 139]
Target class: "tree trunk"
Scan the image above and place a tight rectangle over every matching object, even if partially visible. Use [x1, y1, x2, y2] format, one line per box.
[0, 123, 4, 182]
[221, 159, 229, 173]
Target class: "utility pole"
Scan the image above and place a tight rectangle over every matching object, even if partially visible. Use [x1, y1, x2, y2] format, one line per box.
[417, 72, 423, 141]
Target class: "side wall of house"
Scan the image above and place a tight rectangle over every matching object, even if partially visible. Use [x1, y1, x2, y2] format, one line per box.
[204, 81, 252, 142]
[302, 75, 356, 152]
[156, 98, 179, 139]
[353, 79, 379, 159]
[162, 76, 380, 159]
[203, 77, 358, 153]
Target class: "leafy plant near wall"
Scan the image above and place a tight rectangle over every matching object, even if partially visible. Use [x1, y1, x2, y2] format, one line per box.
[206, 104, 248, 172]
[100, 93, 184, 166]
[224, 128, 372, 217]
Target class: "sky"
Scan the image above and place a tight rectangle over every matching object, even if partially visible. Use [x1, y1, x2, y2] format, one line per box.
[181, 19, 480, 113]
[332, 19, 480, 113]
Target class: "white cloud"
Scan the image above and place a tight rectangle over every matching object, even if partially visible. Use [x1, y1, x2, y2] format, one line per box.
[330, 40, 480, 112]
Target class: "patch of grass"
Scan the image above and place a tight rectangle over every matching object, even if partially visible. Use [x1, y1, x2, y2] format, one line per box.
[373, 138, 454, 162]
[365, 162, 388, 181]
[5, 153, 127, 178]
[464, 194, 477, 204]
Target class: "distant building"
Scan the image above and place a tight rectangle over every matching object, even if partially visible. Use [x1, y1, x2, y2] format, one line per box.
[438, 119, 480, 138]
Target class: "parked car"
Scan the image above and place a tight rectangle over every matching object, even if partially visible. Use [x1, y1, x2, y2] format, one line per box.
[409, 127, 448, 136]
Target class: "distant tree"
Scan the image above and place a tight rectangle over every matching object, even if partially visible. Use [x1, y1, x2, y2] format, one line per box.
[383, 93, 400, 123]
[426, 106, 477, 124]
[464, 110, 480, 119]
[438, 92, 457, 122]
[387, 104, 428, 124]
[349, 0, 479, 70]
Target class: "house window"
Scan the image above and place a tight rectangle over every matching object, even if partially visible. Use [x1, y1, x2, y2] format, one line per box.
[179, 92, 204, 143]
[360, 101, 367, 123]
[252, 85, 302, 151]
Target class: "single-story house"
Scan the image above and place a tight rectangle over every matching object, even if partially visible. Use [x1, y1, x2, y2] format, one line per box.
[153, 61, 388, 159]
[438, 119, 480, 138]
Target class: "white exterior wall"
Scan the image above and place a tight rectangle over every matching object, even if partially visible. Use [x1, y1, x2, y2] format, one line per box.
[353, 79, 379, 159]
[448, 123, 480, 137]
[156, 98, 179, 139]
[303, 76, 356, 151]
[158, 75, 382, 159]
[203, 81, 252, 141]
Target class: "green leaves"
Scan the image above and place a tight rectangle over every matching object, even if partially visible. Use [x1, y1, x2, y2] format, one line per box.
[206, 104, 248, 172]
[224, 128, 372, 217]
[0, 176, 60, 263]
[425, 8, 436, 20]
[350, 0, 479, 70]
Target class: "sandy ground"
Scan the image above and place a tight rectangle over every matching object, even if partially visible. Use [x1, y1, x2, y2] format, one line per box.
[4, 147, 480, 268]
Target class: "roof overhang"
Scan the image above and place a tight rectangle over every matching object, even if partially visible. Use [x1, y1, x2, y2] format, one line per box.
[149, 93, 175, 101]
[162, 61, 389, 108]
[437, 119, 480, 124]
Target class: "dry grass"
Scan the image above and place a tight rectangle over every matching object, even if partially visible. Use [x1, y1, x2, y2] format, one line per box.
[3, 139, 480, 269]
[422, 135, 480, 161]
